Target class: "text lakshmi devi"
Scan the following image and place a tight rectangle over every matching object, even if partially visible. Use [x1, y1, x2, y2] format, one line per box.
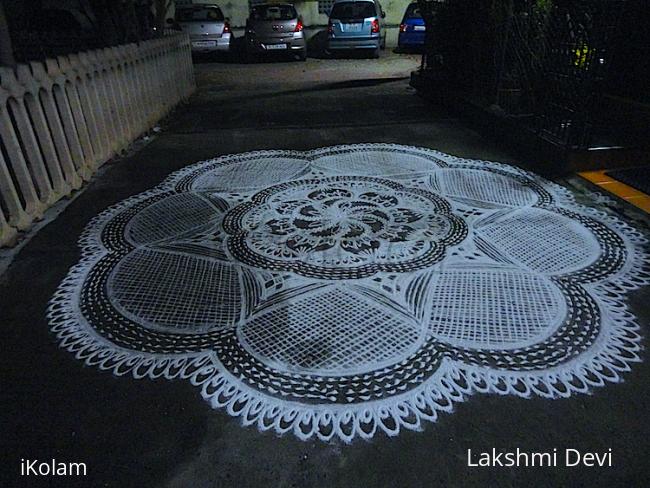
[467, 448, 613, 468]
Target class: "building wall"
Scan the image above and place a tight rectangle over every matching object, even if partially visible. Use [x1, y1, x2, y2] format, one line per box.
[173, 0, 414, 46]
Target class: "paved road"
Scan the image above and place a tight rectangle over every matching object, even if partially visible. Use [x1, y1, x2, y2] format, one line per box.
[2, 53, 650, 488]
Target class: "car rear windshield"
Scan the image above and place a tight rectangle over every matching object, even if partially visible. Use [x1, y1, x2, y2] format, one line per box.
[405, 3, 423, 18]
[330, 2, 376, 20]
[251, 5, 297, 21]
[176, 7, 224, 22]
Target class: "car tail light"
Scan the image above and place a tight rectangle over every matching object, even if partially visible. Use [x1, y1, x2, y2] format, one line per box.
[371, 19, 380, 33]
[399, 23, 407, 33]
[327, 21, 333, 34]
[295, 19, 303, 32]
[223, 21, 231, 34]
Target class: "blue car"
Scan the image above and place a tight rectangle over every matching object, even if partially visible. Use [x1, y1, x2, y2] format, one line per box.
[398, 2, 426, 50]
[327, 0, 387, 58]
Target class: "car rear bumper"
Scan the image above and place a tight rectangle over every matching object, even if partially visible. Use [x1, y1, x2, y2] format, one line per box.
[327, 35, 381, 50]
[398, 32, 425, 47]
[190, 34, 232, 53]
[246, 35, 306, 53]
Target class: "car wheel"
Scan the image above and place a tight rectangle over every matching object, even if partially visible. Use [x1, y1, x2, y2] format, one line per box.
[371, 47, 380, 59]
[298, 49, 307, 61]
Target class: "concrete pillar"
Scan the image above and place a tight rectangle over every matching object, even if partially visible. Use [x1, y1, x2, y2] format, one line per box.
[0, 204, 18, 247]
[0, 67, 56, 207]
[0, 133, 32, 230]
[0, 88, 45, 220]
[29, 61, 83, 190]
[16, 64, 72, 198]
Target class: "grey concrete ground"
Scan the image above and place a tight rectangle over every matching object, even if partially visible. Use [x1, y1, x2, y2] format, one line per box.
[2, 53, 650, 488]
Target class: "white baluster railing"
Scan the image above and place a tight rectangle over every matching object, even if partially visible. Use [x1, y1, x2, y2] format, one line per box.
[0, 34, 195, 247]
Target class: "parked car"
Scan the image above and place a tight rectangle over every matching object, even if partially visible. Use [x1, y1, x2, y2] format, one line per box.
[173, 4, 232, 55]
[245, 3, 306, 61]
[327, 0, 386, 58]
[398, 2, 426, 51]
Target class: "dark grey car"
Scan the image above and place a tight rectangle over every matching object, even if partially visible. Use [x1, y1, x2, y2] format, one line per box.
[245, 4, 307, 61]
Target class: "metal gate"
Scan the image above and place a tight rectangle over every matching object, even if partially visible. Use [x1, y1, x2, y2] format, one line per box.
[416, 0, 634, 149]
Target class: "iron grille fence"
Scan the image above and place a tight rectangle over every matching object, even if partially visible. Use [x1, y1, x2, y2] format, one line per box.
[416, 0, 636, 149]
[604, 0, 649, 104]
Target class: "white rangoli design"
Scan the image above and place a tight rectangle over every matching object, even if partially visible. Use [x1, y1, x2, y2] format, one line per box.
[49, 144, 650, 442]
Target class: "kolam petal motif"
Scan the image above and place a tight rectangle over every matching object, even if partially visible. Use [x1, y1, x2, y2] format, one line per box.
[48, 144, 650, 442]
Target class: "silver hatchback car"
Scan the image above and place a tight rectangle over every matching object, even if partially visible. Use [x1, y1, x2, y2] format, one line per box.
[245, 3, 307, 61]
[327, 0, 386, 58]
[174, 4, 232, 55]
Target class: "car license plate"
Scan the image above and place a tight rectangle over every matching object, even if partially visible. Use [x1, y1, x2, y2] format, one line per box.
[192, 41, 216, 48]
[345, 23, 362, 32]
[265, 43, 287, 50]
[414, 25, 426, 31]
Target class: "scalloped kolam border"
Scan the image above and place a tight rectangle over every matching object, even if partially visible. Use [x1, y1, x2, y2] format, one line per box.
[47, 144, 650, 442]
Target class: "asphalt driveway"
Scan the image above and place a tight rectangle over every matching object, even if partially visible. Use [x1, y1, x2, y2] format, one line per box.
[2, 53, 650, 488]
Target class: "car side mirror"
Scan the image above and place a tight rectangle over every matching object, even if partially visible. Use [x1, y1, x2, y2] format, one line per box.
[166, 18, 174, 25]
[225, 17, 231, 23]
[381, 11, 386, 19]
